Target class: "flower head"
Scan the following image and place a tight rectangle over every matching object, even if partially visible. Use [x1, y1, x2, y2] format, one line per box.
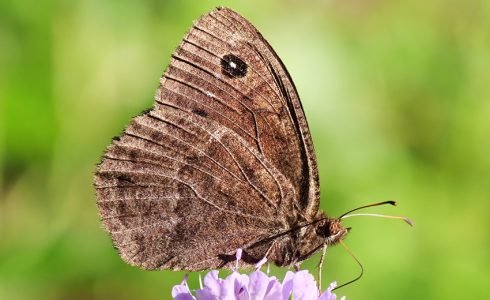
[171, 250, 345, 299]
[171, 270, 345, 300]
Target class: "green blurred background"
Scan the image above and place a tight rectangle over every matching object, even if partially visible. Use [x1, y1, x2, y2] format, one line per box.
[1, 0, 489, 299]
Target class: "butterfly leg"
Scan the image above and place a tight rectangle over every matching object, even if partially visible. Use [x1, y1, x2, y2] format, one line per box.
[234, 249, 243, 271]
[317, 243, 328, 291]
[254, 242, 275, 271]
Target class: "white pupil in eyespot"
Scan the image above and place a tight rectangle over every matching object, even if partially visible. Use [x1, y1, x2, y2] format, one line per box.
[229, 61, 237, 69]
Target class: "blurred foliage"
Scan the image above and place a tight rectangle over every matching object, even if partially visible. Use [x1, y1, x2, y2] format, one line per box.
[1, 0, 489, 299]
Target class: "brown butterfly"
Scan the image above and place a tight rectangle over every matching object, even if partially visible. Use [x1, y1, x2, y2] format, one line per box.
[95, 7, 410, 274]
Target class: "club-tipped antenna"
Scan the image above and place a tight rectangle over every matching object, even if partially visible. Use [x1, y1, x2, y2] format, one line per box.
[338, 200, 397, 219]
[341, 213, 413, 226]
[333, 240, 364, 291]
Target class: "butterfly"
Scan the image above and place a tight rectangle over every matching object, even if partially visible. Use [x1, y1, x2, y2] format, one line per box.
[95, 7, 409, 273]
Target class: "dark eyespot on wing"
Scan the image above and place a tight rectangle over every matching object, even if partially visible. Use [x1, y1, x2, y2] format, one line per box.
[221, 54, 247, 78]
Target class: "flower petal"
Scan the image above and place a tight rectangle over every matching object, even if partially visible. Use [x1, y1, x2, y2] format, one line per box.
[318, 281, 345, 300]
[318, 290, 336, 300]
[172, 283, 195, 300]
[248, 271, 269, 299]
[237, 286, 250, 300]
[195, 288, 217, 300]
[221, 272, 249, 300]
[282, 271, 295, 300]
[291, 270, 318, 300]
[203, 270, 222, 297]
[264, 277, 282, 300]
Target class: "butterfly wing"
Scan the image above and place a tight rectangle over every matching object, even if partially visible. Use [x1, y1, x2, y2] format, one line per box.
[94, 7, 319, 270]
[198, 8, 320, 217]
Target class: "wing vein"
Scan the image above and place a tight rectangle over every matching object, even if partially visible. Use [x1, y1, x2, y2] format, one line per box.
[190, 25, 281, 112]
[157, 110, 279, 209]
[125, 126, 246, 184]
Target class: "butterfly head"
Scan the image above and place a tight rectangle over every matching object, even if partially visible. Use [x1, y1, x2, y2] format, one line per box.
[315, 217, 350, 246]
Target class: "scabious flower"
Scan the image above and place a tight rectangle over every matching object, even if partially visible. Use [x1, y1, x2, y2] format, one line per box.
[171, 269, 345, 300]
[171, 249, 345, 300]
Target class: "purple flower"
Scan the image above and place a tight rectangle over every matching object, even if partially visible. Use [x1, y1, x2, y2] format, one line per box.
[172, 275, 196, 300]
[171, 270, 345, 300]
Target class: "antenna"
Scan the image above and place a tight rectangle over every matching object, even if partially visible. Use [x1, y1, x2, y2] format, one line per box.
[341, 213, 413, 226]
[333, 240, 364, 291]
[331, 201, 412, 291]
[338, 200, 413, 226]
[338, 200, 397, 219]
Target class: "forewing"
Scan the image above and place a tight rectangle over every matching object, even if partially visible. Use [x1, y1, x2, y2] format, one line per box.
[94, 7, 319, 271]
[189, 7, 320, 216]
